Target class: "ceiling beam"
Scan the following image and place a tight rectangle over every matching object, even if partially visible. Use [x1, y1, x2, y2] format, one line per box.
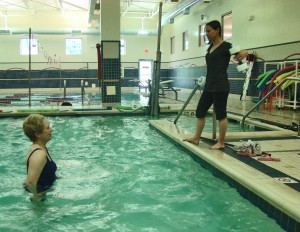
[0, 0, 28, 9]
[22, 0, 29, 8]
[61, 1, 88, 11]
[88, 0, 97, 24]
[56, 0, 64, 14]
[30, 0, 60, 10]
[162, 0, 203, 25]
[122, 0, 133, 16]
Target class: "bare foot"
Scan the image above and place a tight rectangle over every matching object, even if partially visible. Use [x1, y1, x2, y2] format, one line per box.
[209, 142, 225, 150]
[183, 137, 200, 145]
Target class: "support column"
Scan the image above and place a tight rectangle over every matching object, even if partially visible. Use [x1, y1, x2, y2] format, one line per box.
[100, 0, 121, 106]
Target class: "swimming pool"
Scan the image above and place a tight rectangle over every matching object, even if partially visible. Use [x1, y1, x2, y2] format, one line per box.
[0, 116, 282, 231]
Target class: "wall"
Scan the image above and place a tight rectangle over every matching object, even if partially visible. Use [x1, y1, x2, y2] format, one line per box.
[158, 0, 300, 98]
[0, 0, 299, 96]
[1, 0, 299, 65]
[0, 34, 157, 65]
[161, 0, 300, 64]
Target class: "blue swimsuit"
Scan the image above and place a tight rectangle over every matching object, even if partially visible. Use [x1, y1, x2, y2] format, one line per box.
[26, 148, 57, 193]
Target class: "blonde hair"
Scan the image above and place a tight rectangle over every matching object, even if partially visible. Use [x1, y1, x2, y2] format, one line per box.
[23, 114, 45, 142]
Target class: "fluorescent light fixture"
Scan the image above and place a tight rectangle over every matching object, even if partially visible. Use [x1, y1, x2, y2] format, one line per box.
[138, 30, 148, 35]
[138, 18, 148, 35]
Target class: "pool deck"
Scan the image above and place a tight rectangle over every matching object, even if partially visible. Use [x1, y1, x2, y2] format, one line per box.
[1, 87, 299, 230]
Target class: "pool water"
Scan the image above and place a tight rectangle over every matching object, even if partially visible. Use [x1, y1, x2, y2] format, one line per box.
[0, 116, 282, 231]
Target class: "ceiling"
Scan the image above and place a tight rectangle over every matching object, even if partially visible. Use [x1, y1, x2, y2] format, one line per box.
[0, 0, 180, 14]
[0, 0, 184, 32]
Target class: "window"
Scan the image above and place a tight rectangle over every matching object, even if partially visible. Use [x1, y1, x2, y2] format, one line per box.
[182, 31, 189, 51]
[20, 38, 38, 55]
[222, 12, 232, 40]
[65, 38, 82, 55]
[120, 38, 126, 56]
[170, 36, 175, 54]
[198, 25, 209, 46]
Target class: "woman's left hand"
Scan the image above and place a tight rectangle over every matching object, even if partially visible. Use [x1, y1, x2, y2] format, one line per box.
[234, 49, 248, 61]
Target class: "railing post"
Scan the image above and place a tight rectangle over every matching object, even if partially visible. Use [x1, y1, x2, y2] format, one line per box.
[81, 80, 84, 106]
[63, 80, 66, 98]
[298, 111, 300, 136]
[212, 106, 216, 140]
[28, 28, 32, 107]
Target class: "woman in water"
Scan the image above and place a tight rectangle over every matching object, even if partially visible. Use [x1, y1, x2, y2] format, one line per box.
[23, 114, 57, 201]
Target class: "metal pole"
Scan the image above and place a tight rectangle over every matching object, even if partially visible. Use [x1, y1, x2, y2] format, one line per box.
[298, 111, 300, 136]
[28, 28, 32, 107]
[241, 77, 300, 131]
[59, 67, 62, 90]
[150, 62, 156, 115]
[81, 80, 84, 106]
[63, 80, 66, 98]
[174, 83, 199, 124]
[212, 106, 216, 140]
[152, 2, 163, 116]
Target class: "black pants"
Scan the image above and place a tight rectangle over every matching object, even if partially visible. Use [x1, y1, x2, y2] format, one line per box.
[196, 91, 229, 120]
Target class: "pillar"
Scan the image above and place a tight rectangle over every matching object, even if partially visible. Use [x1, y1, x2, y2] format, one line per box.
[100, 0, 121, 106]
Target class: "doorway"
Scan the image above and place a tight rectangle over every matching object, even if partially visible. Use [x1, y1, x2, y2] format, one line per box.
[138, 59, 153, 91]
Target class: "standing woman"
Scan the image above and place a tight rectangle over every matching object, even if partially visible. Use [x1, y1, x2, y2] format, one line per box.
[184, 20, 248, 149]
[23, 114, 57, 201]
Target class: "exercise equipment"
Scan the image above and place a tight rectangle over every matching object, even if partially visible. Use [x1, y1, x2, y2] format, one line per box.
[230, 45, 256, 100]
[229, 45, 248, 72]
[240, 53, 255, 100]
[113, 104, 147, 112]
[259, 64, 300, 110]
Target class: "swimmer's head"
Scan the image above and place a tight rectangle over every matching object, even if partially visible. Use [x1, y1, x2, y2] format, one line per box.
[23, 114, 45, 142]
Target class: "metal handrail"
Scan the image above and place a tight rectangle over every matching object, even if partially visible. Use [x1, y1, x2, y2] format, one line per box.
[174, 82, 217, 139]
[81, 80, 85, 106]
[63, 80, 67, 98]
[241, 77, 300, 132]
[174, 83, 199, 124]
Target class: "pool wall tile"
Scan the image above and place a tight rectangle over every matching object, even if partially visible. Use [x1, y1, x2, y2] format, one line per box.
[101, 41, 121, 104]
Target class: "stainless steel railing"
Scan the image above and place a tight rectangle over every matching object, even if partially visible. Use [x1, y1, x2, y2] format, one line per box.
[241, 77, 300, 135]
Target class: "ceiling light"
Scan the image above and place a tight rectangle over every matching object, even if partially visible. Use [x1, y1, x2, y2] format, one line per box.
[138, 18, 148, 36]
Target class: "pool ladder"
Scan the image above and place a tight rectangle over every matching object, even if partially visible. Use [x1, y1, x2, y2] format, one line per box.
[81, 80, 90, 106]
